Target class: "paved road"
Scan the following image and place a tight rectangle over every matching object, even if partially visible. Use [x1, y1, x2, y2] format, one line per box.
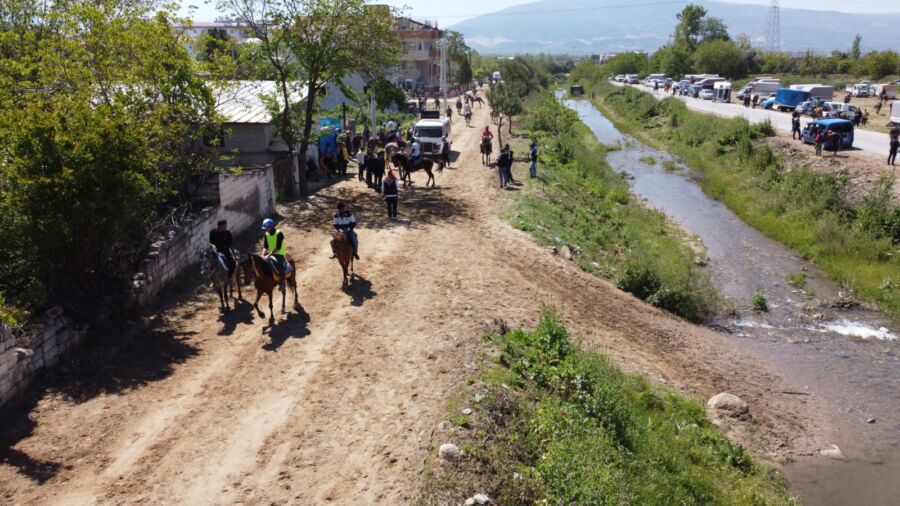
[614, 82, 889, 160]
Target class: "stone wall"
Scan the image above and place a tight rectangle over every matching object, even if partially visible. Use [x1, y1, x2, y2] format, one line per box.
[0, 307, 87, 407]
[131, 167, 276, 305]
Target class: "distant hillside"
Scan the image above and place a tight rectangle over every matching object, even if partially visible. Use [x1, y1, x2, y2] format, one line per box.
[451, 0, 900, 54]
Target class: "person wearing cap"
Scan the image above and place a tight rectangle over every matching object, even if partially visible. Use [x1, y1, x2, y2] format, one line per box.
[261, 218, 287, 278]
[209, 219, 235, 273]
[333, 202, 360, 260]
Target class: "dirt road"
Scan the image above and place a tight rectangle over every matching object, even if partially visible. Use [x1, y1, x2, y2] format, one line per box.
[0, 104, 828, 505]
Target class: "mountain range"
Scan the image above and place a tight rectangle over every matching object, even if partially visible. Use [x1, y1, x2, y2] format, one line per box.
[450, 0, 900, 54]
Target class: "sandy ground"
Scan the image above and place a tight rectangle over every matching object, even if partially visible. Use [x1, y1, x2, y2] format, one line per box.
[0, 104, 829, 505]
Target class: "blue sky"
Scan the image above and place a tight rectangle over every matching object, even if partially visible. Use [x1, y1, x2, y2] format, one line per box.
[181, 0, 900, 24]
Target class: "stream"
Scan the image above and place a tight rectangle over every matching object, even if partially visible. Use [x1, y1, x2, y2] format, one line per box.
[561, 95, 900, 505]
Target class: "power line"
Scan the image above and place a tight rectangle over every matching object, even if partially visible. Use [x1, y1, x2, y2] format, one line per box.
[765, 0, 780, 52]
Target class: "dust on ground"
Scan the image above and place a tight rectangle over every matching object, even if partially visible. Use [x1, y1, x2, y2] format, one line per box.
[0, 103, 830, 505]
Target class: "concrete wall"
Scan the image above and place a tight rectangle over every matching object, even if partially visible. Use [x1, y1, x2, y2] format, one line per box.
[131, 167, 276, 305]
[0, 308, 87, 408]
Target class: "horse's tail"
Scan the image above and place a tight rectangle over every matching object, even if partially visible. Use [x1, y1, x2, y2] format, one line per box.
[436, 160, 445, 172]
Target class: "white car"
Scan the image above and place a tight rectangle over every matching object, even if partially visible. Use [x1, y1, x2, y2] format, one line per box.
[699, 89, 715, 100]
[614, 74, 625, 82]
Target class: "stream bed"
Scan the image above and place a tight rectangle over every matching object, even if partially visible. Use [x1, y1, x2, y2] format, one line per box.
[562, 96, 900, 505]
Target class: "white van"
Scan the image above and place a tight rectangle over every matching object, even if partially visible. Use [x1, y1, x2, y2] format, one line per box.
[823, 102, 861, 121]
[413, 117, 451, 155]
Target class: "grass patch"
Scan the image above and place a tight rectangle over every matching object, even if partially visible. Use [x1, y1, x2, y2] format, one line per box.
[507, 92, 718, 323]
[786, 272, 808, 288]
[752, 292, 770, 312]
[639, 155, 656, 165]
[417, 311, 796, 505]
[662, 159, 678, 172]
[592, 83, 900, 320]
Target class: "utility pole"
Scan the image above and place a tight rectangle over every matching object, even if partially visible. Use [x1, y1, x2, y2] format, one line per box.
[439, 35, 447, 107]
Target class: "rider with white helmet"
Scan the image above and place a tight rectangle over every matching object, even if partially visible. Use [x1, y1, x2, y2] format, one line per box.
[261, 218, 287, 278]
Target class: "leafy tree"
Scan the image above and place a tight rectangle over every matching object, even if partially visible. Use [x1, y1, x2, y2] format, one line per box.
[198, 26, 233, 62]
[851, 34, 861, 60]
[371, 77, 406, 110]
[694, 39, 745, 78]
[759, 52, 794, 74]
[674, 4, 708, 49]
[446, 31, 473, 85]
[651, 43, 693, 78]
[699, 17, 730, 43]
[860, 51, 899, 80]
[499, 57, 549, 98]
[0, 0, 219, 316]
[601, 52, 648, 77]
[488, 83, 523, 144]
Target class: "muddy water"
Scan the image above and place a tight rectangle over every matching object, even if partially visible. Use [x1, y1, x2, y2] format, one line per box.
[563, 97, 900, 505]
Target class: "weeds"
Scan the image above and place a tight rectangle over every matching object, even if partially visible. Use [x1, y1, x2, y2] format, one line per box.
[417, 312, 795, 505]
[752, 292, 770, 312]
[786, 272, 808, 288]
[639, 155, 656, 165]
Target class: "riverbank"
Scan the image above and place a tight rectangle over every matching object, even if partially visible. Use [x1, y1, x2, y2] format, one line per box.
[589, 82, 900, 320]
[499, 92, 717, 323]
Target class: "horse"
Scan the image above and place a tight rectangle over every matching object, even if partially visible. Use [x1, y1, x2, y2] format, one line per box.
[464, 110, 472, 127]
[240, 253, 298, 319]
[456, 98, 463, 115]
[480, 138, 493, 166]
[391, 153, 443, 188]
[490, 109, 499, 124]
[384, 142, 402, 167]
[200, 247, 242, 312]
[331, 231, 355, 288]
[471, 96, 485, 109]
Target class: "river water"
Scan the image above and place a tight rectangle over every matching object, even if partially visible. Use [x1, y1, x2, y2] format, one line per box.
[561, 96, 900, 505]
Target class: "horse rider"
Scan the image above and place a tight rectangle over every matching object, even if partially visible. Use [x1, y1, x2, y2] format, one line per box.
[261, 218, 287, 281]
[333, 202, 360, 260]
[482, 126, 493, 145]
[208, 219, 236, 273]
[409, 137, 422, 173]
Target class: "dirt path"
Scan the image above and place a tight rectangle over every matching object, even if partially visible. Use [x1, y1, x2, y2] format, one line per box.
[0, 104, 829, 505]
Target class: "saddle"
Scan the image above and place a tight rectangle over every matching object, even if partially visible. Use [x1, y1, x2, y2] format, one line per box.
[264, 256, 293, 282]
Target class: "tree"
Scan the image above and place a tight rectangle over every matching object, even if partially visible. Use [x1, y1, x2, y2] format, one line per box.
[851, 34, 862, 60]
[285, 0, 401, 196]
[651, 43, 693, 78]
[601, 52, 648, 77]
[700, 17, 730, 43]
[488, 83, 523, 143]
[0, 0, 220, 316]
[446, 31, 473, 85]
[693, 39, 745, 78]
[198, 26, 233, 62]
[674, 4, 708, 49]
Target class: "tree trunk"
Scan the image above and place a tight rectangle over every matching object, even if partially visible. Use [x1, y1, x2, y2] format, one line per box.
[497, 117, 504, 148]
[298, 79, 319, 197]
[278, 75, 297, 197]
[508, 115, 513, 135]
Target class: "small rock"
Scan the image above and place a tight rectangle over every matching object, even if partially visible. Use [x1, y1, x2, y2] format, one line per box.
[819, 444, 845, 460]
[561, 245, 573, 260]
[706, 392, 751, 421]
[462, 408, 473, 416]
[474, 393, 485, 403]
[548, 246, 558, 255]
[438, 443, 460, 460]
[464, 499, 476, 506]
[513, 472, 522, 480]
[473, 493, 490, 505]
[866, 418, 876, 424]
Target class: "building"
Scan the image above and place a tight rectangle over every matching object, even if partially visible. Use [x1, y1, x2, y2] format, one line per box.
[173, 20, 259, 58]
[392, 17, 445, 92]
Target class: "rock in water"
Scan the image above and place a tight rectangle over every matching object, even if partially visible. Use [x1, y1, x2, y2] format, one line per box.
[820, 444, 845, 460]
[438, 443, 460, 460]
[707, 392, 751, 421]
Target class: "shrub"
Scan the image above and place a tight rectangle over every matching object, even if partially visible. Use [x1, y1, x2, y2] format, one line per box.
[751, 292, 769, 312]
[617, 261, 663, 300]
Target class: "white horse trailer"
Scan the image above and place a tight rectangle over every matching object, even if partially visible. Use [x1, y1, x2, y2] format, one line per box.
[713, 81, 732, 102]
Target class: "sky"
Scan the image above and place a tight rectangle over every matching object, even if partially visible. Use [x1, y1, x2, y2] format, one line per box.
[181, 0, 900, 25]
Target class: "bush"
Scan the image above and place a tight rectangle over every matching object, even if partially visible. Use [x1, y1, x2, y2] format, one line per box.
[617, 262, 663, 300]
[751, 292, 769, 312]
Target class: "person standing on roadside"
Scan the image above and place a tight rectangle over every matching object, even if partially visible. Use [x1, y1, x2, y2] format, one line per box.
[814, 127, 824, 156]
[528, 141, 538, 178]
[496, 146, 510, 189]
[791, 111, 801, 140]
[356, 149, 367, 182]
[439, 135, 451, 168]
[382, 170, 399, 219]
[889, 127, 899, 166]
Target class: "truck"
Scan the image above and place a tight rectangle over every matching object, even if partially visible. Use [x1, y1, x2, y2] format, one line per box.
[736, 79, 781, 100]
[789, 84, 834, 100]
[773, 88, 810, 111]
[412, 117, 451, 156]
[875, 84, 897, 100]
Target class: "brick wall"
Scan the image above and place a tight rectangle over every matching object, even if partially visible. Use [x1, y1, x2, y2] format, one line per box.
[0, 307, 87, 407]
[131, 167, 276, 305]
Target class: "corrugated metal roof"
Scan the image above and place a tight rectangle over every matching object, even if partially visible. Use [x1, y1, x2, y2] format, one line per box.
[213, 81, 308, 124]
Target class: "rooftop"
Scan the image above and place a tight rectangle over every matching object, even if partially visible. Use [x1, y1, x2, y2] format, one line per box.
[213, 81, 308, 124]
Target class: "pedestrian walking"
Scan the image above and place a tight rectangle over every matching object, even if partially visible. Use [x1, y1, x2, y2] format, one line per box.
[439, 135, 451, 168]
[889, 128, 900, 166]
[382, 170, 399, 219]
[791, 112, 801, 140]
[827, 130, 841, 157]
[505, 144, 516, 184]
[814, 127, 824, 156]
[371, 151, 385, 190]
[528, 141, 538, 178]
[356, 149, 367, 182]
[365, 149, 379, 188]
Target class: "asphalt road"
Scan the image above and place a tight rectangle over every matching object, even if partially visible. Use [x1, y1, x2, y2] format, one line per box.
[614, 82, 890, 160]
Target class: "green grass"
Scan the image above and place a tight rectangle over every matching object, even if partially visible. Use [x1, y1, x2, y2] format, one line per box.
[752, 292, 770, 312]
[591, 82, 900, 319]
[417, 311, 796, 506]
[505, 92, 718, 323]
[786, 272, 808, 288]
[640, 155, 657, 165]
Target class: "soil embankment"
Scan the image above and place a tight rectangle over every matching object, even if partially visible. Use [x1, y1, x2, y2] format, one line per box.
[0, 104, 826, 505]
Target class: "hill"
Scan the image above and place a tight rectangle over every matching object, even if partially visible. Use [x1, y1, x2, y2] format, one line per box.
[451, 0, 900, 54]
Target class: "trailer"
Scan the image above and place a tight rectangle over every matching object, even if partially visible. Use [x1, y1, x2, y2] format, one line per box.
[876, 84, 897, 100]
[891, 101, 900, 126]
[713, 81, 732, 102]
[789, 84, 834, 100]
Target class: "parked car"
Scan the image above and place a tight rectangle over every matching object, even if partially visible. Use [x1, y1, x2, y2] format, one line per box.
[823, 102, 861, 122]
[801, 118, 854, 149]
[699, 88, 715, 100]
[795, 99, 826, 116]
[625, 74, 640, 84]
[761, 97, 776, 109]
[614, 74, 625, 82]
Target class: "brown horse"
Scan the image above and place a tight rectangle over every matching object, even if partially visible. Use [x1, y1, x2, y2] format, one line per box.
[391, 153, 443, 187]
[472, 96, 485, 109]
[331, 231, 354, 288]
[241, 253, 298, 319]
